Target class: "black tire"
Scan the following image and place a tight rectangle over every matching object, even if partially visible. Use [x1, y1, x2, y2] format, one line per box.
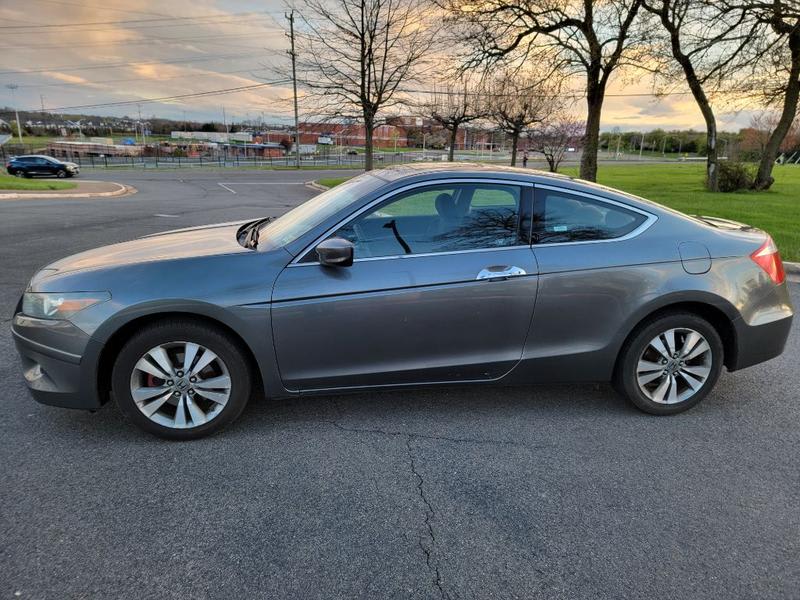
[12, 170, 24, 178]
[56, 170, 67, 178]
[112, 319, 252, 440]
[614, 312, 724, 415]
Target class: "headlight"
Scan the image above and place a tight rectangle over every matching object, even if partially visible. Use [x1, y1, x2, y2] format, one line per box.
[22, 292, 110, 320]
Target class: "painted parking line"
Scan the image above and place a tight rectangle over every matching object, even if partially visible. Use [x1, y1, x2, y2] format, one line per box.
[217, 182, 307, 194]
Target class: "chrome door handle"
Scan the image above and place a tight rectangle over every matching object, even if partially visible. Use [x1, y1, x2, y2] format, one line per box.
[476, 265, 527, 281]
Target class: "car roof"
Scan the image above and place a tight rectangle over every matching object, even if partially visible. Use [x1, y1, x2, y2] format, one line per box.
[371, 162, 575, 184]
[13, 155, 58, 160]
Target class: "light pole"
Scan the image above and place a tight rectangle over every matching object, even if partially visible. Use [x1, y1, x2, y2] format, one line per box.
[6, 84, 23, 144]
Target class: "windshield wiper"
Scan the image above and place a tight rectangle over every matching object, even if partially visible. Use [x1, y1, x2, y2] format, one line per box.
[241, 217, 274, 249]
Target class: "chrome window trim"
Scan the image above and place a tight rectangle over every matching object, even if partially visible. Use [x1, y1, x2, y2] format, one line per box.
[532, 184, 658, 248]
[291, 177, 533, 266]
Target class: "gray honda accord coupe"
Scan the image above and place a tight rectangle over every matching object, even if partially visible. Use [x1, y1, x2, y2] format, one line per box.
[12, 164, 793, 439]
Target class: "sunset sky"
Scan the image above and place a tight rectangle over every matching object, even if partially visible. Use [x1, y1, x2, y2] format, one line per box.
[0, 0, 764, 131]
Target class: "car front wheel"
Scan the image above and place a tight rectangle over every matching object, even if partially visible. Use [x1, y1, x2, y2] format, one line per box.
[112, 319, 252, 439]
[615, 312, 723, 415]
[56, 170, 67, 178]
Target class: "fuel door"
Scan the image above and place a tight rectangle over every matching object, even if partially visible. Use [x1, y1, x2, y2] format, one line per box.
[678, 241, 711, 274]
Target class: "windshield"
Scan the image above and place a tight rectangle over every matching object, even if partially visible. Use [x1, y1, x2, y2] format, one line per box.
[257, 173, 386, 251]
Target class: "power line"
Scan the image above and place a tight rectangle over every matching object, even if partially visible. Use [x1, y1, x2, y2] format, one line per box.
[11, 67, 269, 89]
[0, 16, 282, 35]
[27, 80, 292, 112]
[0, 10, 270, 30]
[0, 52, 257, 76]
[0, 31, 281, 50]
[26, 0, 174, 18]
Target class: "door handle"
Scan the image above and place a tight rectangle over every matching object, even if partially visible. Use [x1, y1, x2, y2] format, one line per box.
[476, 265, 527, 281]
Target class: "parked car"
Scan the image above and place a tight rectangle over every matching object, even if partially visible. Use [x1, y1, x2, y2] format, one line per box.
[12, 164, 793, 439]
[6, 155, 80, 178]
[346, 149, 359, 156]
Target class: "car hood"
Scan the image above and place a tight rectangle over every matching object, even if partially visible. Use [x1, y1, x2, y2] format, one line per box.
[33, 220, 251, 282]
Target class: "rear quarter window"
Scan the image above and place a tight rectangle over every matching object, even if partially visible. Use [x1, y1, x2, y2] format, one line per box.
[533, 189, 647, 244]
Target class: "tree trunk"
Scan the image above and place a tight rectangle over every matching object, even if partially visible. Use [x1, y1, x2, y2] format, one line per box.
[448, 126, 458, 161]
[659, 14, 719, 191]
[753, 29, 800, 190]
[580, 78, 605, 182]
[700, 103, 718, 192]
[510, 133, 519, 166]
[364, 117, 374, 171]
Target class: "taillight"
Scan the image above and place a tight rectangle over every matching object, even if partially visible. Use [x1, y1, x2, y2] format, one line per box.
[750, 236, 785, 284]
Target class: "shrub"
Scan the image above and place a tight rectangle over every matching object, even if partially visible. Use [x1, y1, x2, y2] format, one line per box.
[715, 161, 756, 192]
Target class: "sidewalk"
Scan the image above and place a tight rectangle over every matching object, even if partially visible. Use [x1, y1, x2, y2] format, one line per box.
[0, 180, 134, 200]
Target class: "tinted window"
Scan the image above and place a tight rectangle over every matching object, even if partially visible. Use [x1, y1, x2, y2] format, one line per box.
[533, 189, 646, 244]
[312, 183, 522, 260]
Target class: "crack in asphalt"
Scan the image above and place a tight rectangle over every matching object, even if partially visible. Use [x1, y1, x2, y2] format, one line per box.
[324, 418, 519, 449]
[406, 435, 447, 600]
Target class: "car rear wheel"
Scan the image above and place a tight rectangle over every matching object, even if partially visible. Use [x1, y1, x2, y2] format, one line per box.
[13, 170, 24, 178]
[111, 319, 252, 439]
[615, 312, 723, 415]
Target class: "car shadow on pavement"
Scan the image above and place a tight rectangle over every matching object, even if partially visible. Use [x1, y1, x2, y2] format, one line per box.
[30, 381, 646, 444]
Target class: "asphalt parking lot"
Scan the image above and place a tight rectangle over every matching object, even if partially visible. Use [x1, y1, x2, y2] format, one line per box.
[1, 169, 798, 599]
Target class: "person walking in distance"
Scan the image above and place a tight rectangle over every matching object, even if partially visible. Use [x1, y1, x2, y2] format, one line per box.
[522, 150, 529, 168]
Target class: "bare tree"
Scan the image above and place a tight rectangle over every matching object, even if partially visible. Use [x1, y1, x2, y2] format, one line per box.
[294, 0, 437, 170]
[735, 1, 800, 189]
[486, 69, 556, 166]
[529, 115, 585, 172]
[643, 0, 762, 191]
[418, 74, 487, 161]
[439, 0, 651, 182]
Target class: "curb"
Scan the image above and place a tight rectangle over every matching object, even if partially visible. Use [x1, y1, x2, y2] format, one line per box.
[0, 181, 136, 200]
[305, 180, 329, 192]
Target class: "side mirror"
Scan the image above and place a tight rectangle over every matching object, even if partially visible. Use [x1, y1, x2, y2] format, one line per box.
[316, 237, 354, 267]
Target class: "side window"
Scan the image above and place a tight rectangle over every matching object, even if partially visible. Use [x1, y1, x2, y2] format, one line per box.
[305, 183, 523, 261]
[533, 189, 647, 244]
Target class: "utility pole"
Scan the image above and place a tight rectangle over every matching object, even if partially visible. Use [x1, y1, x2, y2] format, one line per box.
[662, 135, 667, 156]
[639, 135, 644, 160]
[287, 9, 301, 169]
[615, 133, 621, 160]
[40, 94, 45, 113]
[137, 104, 146, 146]
[222, 105, 229, 134]
[6, 84, 23, 144]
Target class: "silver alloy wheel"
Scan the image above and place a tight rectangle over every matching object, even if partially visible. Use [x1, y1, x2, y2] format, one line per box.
[129, 341, 232, 429]
[636, 327, 712, 404]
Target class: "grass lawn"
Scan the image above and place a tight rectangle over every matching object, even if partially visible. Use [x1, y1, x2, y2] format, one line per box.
[315, 163, 800, 261]
[0, 174, 77, 191]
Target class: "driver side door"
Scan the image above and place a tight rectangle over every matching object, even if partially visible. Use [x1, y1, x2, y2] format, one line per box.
[271, 179, 539, 392]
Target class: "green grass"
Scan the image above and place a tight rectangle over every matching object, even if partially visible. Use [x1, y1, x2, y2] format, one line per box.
[317, 177, 352, 188]
[316, 164, 800, 261]
[0, 174, 77, 191]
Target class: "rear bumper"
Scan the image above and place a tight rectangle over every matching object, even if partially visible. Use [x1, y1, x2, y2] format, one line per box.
[12, 315, 103, 410]
[730, 313, 793, 371]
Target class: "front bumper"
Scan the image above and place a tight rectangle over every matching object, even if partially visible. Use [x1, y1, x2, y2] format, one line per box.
[12, 313, 103, 410]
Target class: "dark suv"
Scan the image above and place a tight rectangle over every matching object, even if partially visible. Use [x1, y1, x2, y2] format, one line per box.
[6, 155, 80, 178]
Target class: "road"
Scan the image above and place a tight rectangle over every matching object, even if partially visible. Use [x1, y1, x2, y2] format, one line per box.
[1, 169, 798, 599]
